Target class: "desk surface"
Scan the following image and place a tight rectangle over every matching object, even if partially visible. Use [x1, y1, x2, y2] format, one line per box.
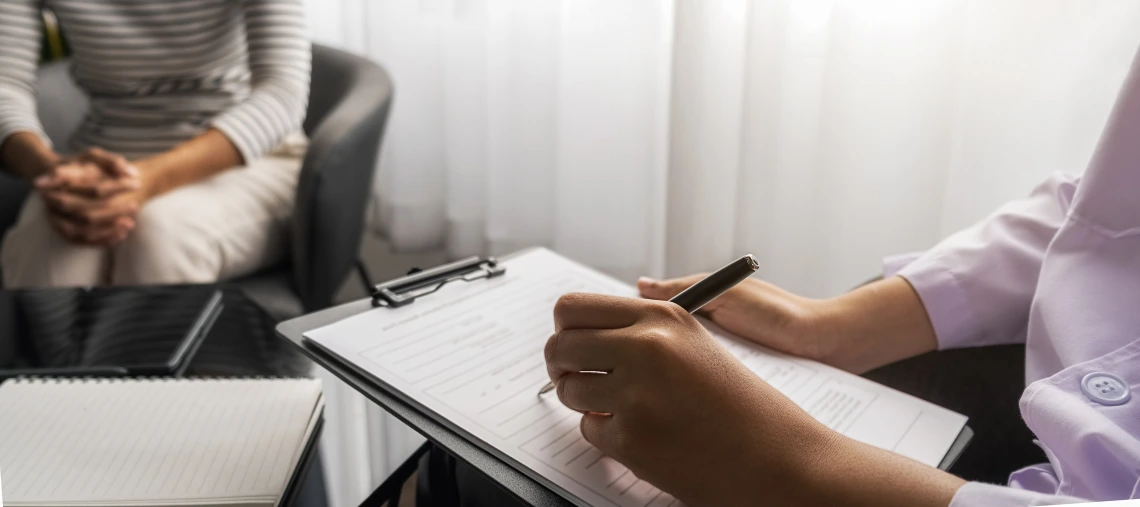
[0, 285, 310, 377]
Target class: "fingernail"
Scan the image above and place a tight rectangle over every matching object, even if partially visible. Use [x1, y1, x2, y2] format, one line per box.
[123, 164, 139, 176]
[637, 276, 658, 287]
[34, 176, 50, 187]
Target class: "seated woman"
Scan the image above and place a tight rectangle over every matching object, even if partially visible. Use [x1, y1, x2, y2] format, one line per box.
[0, 0, 310, 288]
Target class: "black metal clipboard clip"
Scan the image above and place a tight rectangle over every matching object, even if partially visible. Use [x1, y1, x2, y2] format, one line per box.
[371, 256, 507, 308]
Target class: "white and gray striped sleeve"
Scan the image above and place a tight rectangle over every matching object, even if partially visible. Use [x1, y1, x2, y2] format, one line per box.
[211, 0, 311, 163]
[0, 0, 49, 149]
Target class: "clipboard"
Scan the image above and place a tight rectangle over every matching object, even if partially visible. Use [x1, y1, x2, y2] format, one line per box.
[276, 251, 972, 507]
[278, 253, 572, 507]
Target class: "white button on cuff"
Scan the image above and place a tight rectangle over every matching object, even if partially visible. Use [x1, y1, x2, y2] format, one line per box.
[1080, 372, 1131, 406]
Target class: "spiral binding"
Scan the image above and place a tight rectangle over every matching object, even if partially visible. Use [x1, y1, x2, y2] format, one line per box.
[7, 375, 312, 384]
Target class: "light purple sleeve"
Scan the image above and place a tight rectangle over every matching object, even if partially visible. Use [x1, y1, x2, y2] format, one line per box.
[950, 482, 1086, 506]
[884, 173, 1079, 350]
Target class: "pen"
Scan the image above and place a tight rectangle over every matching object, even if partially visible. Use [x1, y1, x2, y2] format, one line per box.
[538, 253, 760, 396]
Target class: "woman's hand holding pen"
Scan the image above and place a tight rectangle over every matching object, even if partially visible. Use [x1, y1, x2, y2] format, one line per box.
[544, 292, 839, 506]
[544, 292, 964, 507]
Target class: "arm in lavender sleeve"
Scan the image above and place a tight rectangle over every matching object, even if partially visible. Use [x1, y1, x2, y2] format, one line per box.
[949, 482, 1086, 507]
[887, 172, 1079, 350]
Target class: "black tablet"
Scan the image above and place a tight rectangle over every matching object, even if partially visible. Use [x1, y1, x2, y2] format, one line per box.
[0, 285, 223, 379]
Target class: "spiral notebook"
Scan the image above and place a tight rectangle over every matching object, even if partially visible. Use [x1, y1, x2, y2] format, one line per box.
[0, 377, 323, 507]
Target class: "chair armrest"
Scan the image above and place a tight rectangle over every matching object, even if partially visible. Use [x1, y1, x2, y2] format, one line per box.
[0, 172, 30, 235]
[0, 172, 30, 289]
[291, 47, 393, 312]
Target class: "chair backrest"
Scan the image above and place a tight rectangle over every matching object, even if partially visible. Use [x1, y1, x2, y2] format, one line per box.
[291, 45, 393, 311]
[34, 61, 87, 150]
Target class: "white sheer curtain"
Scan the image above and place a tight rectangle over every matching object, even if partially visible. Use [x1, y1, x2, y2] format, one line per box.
[357, 0, 676, 281]
[303, 1, 1140, 505]
[667, 0, 1140, 296]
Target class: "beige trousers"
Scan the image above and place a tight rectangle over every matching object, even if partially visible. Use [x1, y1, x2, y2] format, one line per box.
[1, 139, 305, 288]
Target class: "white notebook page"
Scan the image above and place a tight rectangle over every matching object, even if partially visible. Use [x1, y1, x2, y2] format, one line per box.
[0, 378, 323, 507]
[306, 248, 967, 507]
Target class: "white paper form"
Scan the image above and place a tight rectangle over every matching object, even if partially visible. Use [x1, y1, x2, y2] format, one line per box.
[305, 248, 967, 507]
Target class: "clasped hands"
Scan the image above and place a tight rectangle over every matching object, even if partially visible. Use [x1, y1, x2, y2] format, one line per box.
[35, 147, 151, 246]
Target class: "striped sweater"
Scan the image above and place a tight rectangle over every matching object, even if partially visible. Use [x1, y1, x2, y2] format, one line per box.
[0, 0, 311, 162]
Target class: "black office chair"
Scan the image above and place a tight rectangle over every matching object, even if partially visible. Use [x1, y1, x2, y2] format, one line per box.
[0, 44, 393, 320]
